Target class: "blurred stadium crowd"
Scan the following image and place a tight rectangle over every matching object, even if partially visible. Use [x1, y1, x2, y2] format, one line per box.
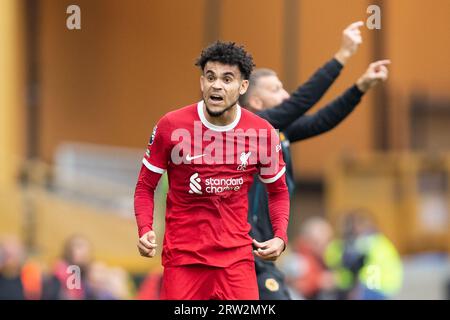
[0, 209, 406, 300]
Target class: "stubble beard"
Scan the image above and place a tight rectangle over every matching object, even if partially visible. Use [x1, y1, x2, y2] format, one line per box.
[204, 97, 240, 118]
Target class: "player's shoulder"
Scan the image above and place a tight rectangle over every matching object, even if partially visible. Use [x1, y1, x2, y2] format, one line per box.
[158, 102, 198, 125]
[240, 106, 276, 130]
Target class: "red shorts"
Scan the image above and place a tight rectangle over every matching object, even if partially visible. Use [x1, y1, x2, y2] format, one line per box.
[160, 260, 259, 300]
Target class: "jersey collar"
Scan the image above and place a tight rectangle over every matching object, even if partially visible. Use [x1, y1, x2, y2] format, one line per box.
[197, 100, 241, 132]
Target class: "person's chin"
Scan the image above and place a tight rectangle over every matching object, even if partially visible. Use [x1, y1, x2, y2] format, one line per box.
[205, 106, 225, 117]
[205, 101, 226, 115]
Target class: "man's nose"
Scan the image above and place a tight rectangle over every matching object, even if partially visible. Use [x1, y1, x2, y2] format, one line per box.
[211, 79, 223, 90]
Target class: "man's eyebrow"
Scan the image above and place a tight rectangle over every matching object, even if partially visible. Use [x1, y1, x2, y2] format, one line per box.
[205, 70, 236, 77]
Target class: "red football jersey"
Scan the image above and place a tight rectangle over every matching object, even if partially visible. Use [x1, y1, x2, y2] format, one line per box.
[139, 101, 287, 267]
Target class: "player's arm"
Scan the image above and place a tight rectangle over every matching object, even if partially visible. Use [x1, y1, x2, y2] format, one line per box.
[134, 116, 172, 258]
[252, 176, 289, 261]
[135, 166, 162, 257]
[253, 127, 290, 261]
[284, 59, 390, 142]
[256, 21, 363, 131]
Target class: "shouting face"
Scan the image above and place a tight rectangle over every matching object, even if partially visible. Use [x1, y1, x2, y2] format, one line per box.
[200, 61, 249, 117]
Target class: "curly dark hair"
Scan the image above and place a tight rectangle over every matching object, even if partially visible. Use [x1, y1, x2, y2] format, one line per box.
[195, 41, 255, 80]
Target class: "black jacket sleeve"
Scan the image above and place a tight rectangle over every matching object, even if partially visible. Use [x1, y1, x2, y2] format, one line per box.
[284, 85, 364, 142]
[256, 58, 343, 131]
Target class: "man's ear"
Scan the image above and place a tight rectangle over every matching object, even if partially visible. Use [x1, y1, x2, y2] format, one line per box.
[200, 75, 204, 92]
[239, 79, 249, 95]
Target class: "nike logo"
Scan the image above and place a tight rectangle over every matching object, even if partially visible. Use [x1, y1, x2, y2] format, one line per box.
[186, 154, 205, 161]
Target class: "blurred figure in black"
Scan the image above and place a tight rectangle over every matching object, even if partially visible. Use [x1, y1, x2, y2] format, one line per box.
[241, 20, 390, 299]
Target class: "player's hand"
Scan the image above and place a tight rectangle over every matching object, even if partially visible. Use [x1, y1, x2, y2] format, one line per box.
[334, 21, 364, 65]
[252, 237, 285, 261]
[356, 59, 391, 92]
[137, 230, 158, 258]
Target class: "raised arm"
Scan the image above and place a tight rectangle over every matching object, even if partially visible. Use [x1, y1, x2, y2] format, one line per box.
[284, 59, 391, 142]
[257, 21, 364, 131]
[256, 58, 343, 131]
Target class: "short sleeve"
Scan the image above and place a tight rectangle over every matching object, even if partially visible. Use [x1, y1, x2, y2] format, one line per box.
[142, 115, 172, 174]
[258, 124, 286, 183]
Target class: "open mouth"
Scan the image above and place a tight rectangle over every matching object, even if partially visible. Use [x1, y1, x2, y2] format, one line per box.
[209, 94, 224, 102]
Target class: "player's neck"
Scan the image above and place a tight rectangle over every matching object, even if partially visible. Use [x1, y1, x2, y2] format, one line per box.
[204, 104, 238, 127]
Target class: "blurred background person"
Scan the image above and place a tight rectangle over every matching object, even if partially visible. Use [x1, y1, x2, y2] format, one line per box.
[0, 235, 42, 300]
[42, 234, 93, 300]
[86, 262, 134, 300]
[42, 234, 134, 300]
[324, 209, 403, 300]
[280, 217, 336, 300]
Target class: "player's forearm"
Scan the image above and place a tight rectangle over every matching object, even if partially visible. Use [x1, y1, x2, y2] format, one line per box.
[266, 176, 290, 246]
[134, 165, 161, 237]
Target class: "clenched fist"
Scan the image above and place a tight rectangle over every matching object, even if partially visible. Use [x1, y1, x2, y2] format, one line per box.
[138, 230, 158, 258]
[252, 237, 286, 261]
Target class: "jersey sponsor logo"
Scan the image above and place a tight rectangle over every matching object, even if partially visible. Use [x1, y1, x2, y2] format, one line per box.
[188, 173, 202, 194]
[188, 173, 244, 194]
[237, 151, 251, 171]
[265, 278, 280, 292]
[186, 153, 205, 161]
[276, 143, 282, 153]
[205, 176, 244, 193]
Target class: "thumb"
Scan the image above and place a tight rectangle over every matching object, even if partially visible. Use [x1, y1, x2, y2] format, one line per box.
[147, 230, 156, 243]
[371, 59, 391, 72]
[252, 239, 267, 249]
